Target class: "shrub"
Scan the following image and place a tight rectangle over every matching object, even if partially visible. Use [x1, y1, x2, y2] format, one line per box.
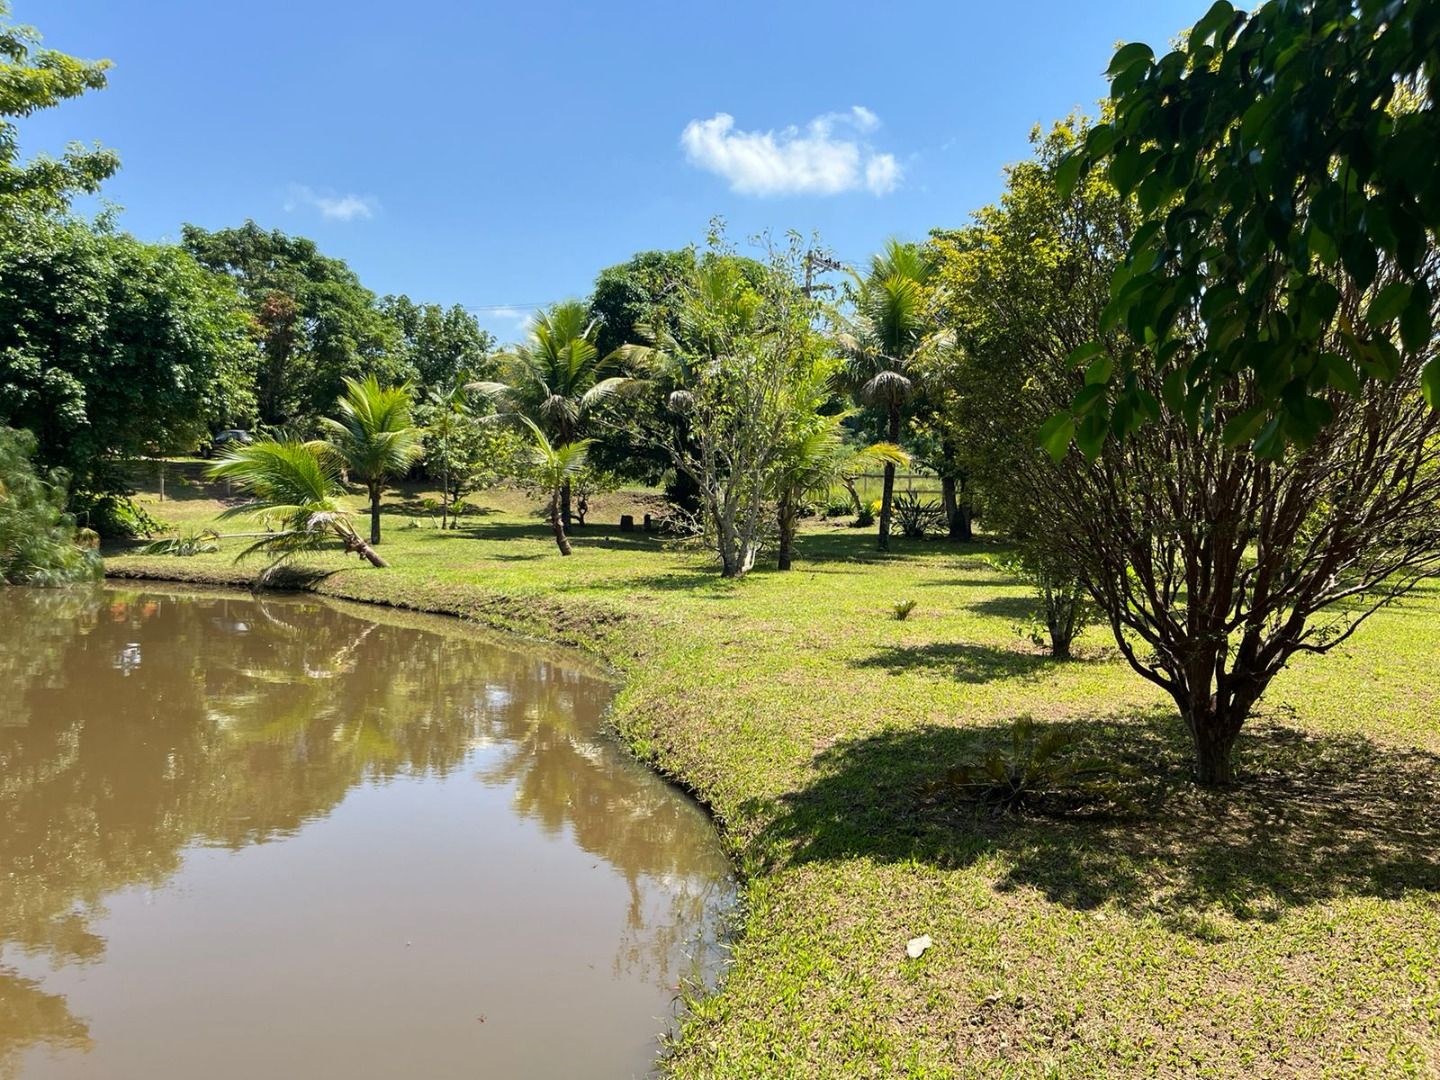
[891, 598, 917, 620]
[991, 548, 1096, 659]
[892, 490, 945, 539]
[0, 428, 102, 586]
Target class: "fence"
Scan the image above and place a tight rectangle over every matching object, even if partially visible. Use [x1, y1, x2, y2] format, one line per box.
[844, 471, 946, 506]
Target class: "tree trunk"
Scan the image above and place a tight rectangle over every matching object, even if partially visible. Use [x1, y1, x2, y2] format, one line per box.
[339, 528, 388, 568]
[369, 484, 382, 545]
[551, 490, 572, 556]
[1183, 698, 1243, 786]
[441, 462, 449, 529]
[941, 474, 957, 537]
[777, 493, 795, 571]
[878, 406, 901, 551]
[561, 478, 573, 529]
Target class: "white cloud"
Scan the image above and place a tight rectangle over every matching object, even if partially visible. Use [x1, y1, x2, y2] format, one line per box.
[284, 184, 378, 222]
[679, 106, 903, 197]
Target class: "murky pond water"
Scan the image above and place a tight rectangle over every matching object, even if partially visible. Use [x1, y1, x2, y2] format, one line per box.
[0, 584, 733, 1078]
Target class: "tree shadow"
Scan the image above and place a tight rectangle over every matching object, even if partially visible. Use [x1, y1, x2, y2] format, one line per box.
[967, 595, 1040, 620]
[851, 641, 1056, 684]
[754, 711, 1440, 927]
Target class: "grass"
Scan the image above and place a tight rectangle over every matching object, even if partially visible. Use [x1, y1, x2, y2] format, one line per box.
[106, 461, 1440, 1078]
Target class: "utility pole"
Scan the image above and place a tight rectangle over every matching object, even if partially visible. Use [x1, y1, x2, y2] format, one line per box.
[802, 249, 842, 298]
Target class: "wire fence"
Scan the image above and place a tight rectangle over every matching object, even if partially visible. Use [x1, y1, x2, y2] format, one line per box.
[840, 472, 946, 506]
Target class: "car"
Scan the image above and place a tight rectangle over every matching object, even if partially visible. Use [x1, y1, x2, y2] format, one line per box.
[202, 429, 254, 458]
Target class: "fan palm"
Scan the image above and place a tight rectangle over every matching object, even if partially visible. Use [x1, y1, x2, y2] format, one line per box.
[837, 240, 941, 551]
[318, 375, 423, 545]
[206, 439, 387, 568]
[469, 301, 631, 525]
[520, 416, 592, 556]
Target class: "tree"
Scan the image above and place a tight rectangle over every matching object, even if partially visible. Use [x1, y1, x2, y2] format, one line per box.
[589, 249, 699, 360]
[207, 439, 387, 568]
[318, 376, 422, 546]
[416, 378, 518, 529]
[838, 240, 940, 550]
[934, 119, 1440, 786]
[520, 417, 591, 556]
[0, 2, 117, 222]
[1054, 0, 1440, 459]
[379, 294, 494, 389]
[0, 427, 100, 585]
[620, 236, 833, 577]
[0, 216, 257, 499]
[182, 222, 399, 423]
[470, 300, 630, 526]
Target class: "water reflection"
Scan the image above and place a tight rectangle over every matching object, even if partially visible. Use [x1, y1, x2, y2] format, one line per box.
[0, 586, 732, 1079]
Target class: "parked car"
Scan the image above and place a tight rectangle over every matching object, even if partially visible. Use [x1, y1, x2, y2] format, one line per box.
[202, 429, 254, 458]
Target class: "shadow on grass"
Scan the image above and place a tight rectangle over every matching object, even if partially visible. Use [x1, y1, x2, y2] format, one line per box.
[852, 641, 1055, 683]
[753, 711, 1440, 924]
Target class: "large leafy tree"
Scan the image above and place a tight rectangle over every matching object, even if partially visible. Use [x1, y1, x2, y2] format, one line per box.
[1055, 0, 1440, 459]
[318, 375, 422, 546]
[935, 120, 1440, 786]
[0, 2, 116, 221]
[838, 240, 940, 550]
[379, 294, 494, 389]
[182, 222, 399, 423]
[0, 216, 257, 494]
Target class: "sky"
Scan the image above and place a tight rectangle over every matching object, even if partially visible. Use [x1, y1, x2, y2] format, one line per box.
[20, 0, 1198, 342]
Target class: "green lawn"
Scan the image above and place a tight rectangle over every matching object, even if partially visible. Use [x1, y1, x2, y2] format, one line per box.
[106, 462, 1440, 1078]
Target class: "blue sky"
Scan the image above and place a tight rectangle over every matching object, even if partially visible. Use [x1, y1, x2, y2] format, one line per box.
[22, 0, 1197, 341]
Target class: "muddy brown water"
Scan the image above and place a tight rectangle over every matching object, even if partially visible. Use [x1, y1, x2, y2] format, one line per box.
[0, 584, 734, 1079]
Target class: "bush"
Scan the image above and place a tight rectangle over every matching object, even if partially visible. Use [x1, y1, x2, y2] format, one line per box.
[0, 428, 103, 586]
[892, 490, 945, 538]
[70, 490, 166, 539]
[991, 548, 1097, 659]
[891, 598, 918, 621]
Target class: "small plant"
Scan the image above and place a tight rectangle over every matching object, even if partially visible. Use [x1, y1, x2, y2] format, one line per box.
[892, 598, 918, 620]
[923, 718, 1136, 816]
[991, 547, 1097, 659]
[892, 490, 945, 539]
[137, 528, 220, 557]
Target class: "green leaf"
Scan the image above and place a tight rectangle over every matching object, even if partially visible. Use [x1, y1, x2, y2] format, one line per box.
[1222, 404, 1269, 447]
[1066, 341, 1105, 368]
[1037, 413, 1074, 462]
[1107, 41, 1155, 76]
[1423, 357, 1440, 410]
[1400, 283, 1432, 352]
[1054, 152, 1085, 200]
[1075, 412, 1109, 460]
[1189, 0, 1234, 49]
[1108, 146, 1146, 197]
[1364, 282, 1412, 327]
[1073, 383, 1108, 415]
[1317, 352, 1363, 397]
[1085, 354, 1115, 385]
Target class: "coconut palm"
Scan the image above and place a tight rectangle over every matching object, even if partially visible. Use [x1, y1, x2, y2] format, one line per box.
[207, 439, 387, 568]
[520, 416, 592, 556]
[837, 240, 941, 551]
[318, 375, 423, 546]
[469, 301, 630, 525]
[772, 415, 909, 571]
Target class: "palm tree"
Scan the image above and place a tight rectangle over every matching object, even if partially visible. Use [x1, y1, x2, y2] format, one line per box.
[469, 301, 629, 525]
[318, 375, 423, 546]
[773, 415, 909, 571]
[423, 379, 472, 530]
[207, 439, 387, 567]
[520, 416, 592, 556]
[838, 240, 940, 551]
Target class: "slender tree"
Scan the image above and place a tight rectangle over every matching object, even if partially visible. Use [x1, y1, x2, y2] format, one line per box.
[520, 417, 591, 556]
[318, 376, 422, 546]
[838, 240, 940, 550]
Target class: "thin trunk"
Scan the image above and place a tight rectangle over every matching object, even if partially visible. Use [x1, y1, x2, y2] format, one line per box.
[551, 489, 572, 555]
[941, 475, 957, 537]
[878, 405, 901, 550]
[777, 492, 795, 571]
[561, 477, 573, 528]
[339, 527, 388, 568]
[369, 483, 382, 545]
[441, 459, 449, 529]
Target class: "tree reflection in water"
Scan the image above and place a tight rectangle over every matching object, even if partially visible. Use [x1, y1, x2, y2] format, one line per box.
[0, 585, 732, 1075]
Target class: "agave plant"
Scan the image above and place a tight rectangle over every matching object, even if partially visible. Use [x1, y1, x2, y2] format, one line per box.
[520, 416, 592, 556]
[206, 439, 387, 568]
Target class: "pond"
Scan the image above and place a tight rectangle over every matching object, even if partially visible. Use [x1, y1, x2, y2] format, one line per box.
[0, 584, 734, 1078]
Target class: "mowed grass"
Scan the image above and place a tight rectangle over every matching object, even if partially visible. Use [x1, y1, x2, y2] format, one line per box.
[108, 462, 1440, 1078]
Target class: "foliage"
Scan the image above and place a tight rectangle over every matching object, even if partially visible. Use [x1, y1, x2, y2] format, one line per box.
[0, 427, 100, 585]
[0, 2, 117, 221]
[1055, 0, 1440, 458]
[837, 240, 943, 549]
[0, 215, 257, 502]
[416, 380, 517, 528]
[991, 549, 1096, 659]
[923, 719, 1136, 815]
[890, 597, 917, 621]
[318, 376, 423, 546]
[68, 490, 166, 539]
[890, 489, 945, 539]
[378, 294, 494, 388]
[136, 527, 219, 557]
[206, 439, 386, 568]
[519, 416, 591, 556]
[182, 222, 399, 423]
